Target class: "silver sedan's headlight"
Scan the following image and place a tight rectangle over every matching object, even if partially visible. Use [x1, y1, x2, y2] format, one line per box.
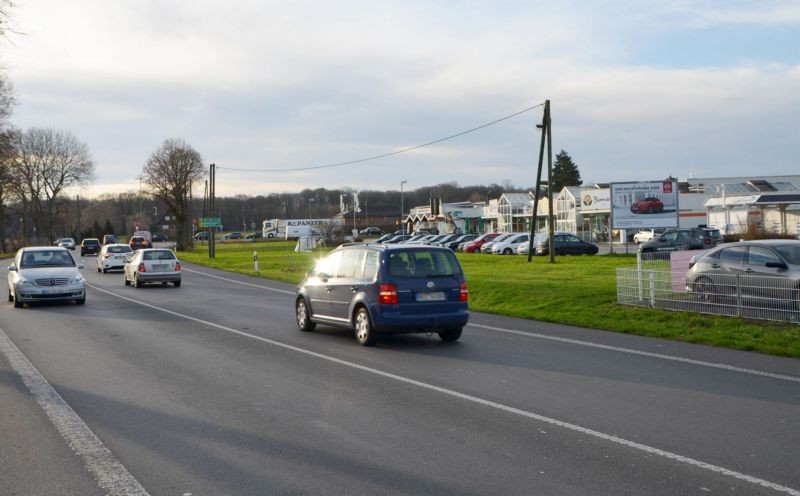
[70, 276, 85, 285]
[16, 278, 32, 287]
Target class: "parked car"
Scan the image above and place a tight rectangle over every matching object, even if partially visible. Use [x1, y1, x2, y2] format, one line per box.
[491, 233, 530, 255]
[129, 236, 150, 250]
[463, 233, 501, 253]
[702, 227, 724, 245]
[383, 234, 414, 244]
[638, 228, 718, 253]
[80, 238, 101, 256]
[96, 243, 133, 273]
[193, 231, 210, 241]
[295, 244, 468, 346]
[430, 234, 461, 247]
[375, 231, 405, 243]
[56, 238, 76, 250]
[630, 197, 664, 214]
[152, 233, 168, 242]
[686, 240, 800, 301]
[246, 232, 263, 240]
[535, 233, 599, 256]
[7, 246, 85, 307]
[445, 234, 476, 251]
[102, 234, 119, 245]
[402, 234, 438, 245]
[221, 232, 244, 241]
[123, 248, 182, 288]
[515, 234, 549, 255]
[359, 226, 384, 236]
[633, 229, 663, 244]
[481, 233, 517, 253]
[399, 234, 428, 244]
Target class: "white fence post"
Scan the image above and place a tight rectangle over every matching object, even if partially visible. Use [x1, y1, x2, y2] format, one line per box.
[649, 270, 656, 308]
[637, 253, 644, 301]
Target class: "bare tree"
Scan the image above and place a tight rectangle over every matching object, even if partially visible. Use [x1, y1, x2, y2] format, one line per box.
[0, 75, 12, 128]
[7, 127, 95, 241]
[143, 138, 204, 251]
[0, 0, 16, 40]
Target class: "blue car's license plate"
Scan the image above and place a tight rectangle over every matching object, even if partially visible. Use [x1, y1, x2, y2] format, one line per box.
[416, 291, 445, 301]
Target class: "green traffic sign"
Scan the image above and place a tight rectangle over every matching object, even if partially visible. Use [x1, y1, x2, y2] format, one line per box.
[202, 217, 221, 228]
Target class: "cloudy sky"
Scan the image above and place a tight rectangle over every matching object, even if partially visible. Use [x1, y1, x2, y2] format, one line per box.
[3, 0, 799, 197]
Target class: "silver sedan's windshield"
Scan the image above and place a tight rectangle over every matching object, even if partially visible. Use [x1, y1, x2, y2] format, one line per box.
[20, 250, 75, 268]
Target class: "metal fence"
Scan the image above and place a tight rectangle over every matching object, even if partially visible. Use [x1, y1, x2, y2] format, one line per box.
[617, 252, 800, 324]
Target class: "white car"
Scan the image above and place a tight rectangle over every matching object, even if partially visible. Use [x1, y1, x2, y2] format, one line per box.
[7, 247, 86, 307]
[633, 229, 661, 244]
[96, 243, 133, 273]
[481, 233, 516, 253]
[123, 248, 182, 288]
[56, 237, 76, 250]
[491, 233, 530, 254]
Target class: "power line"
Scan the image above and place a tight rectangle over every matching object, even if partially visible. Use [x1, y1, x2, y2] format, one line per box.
[218, 102, 545, 173]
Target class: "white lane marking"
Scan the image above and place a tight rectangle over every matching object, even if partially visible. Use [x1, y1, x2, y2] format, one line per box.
[182, 267, 294, 294]
[0, 326, 150, 496]
[186, 266, 799, 384]
[468, 323, 800, 384]
[88, 283, 800, 495]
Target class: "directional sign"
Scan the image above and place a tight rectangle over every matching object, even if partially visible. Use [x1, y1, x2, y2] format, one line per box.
[201, 217, 221, 228]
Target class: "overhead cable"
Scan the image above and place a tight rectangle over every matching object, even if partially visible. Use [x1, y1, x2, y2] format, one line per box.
[218, 102, 545, 173]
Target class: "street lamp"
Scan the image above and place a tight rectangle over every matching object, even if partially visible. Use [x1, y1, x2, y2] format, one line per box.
[400, 180, 407, 234]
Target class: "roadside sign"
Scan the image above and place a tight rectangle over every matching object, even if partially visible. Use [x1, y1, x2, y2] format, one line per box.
[202, 217, 221, 228]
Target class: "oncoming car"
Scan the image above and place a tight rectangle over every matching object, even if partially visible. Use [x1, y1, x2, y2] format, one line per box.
[7, 247, 85, 307]
[295, 244, 469, 346]
[96, 243, 133, 273]
[123, 249, 182, 288]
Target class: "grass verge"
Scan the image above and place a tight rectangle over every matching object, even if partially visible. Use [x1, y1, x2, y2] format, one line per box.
[179, 241, 800, 359]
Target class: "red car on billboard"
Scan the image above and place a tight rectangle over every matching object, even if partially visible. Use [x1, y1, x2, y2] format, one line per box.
[630, 197, 664, 214]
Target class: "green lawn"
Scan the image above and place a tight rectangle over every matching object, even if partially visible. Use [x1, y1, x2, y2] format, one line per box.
[179, 241, 800, 359]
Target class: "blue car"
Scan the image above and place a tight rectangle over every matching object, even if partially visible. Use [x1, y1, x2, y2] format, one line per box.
[295, 244, 469, 346]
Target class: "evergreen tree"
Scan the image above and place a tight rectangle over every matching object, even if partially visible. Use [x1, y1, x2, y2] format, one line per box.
[91, 220, 103, 238]
[551, 150, 583, 193]
[103, 219, 114, 235]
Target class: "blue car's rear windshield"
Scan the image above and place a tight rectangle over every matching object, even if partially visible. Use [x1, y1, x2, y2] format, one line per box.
[388, 250, 462, 278]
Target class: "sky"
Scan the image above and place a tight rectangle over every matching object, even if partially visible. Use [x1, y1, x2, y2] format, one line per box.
[3, 0, 799, 198]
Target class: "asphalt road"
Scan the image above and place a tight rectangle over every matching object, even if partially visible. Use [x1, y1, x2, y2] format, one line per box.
[1, 256, 799, 495]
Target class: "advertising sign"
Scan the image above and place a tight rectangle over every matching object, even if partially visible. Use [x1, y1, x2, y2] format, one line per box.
[610, 181, 679, 229]
[579, 188, 610, 212]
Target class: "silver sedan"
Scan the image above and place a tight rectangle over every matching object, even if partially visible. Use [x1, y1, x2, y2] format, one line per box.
[7, 247, 86, 307]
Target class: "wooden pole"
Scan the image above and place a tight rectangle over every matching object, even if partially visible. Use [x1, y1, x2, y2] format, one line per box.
[527, 101, 549, 262]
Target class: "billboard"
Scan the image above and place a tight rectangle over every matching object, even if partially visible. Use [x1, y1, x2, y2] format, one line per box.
[611, 181, 679, 229]
[579, 188, 610, 212]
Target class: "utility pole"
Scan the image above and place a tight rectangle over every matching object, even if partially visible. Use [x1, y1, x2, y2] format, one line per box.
[545, 101, 555, 264]
[76, 194, 81, 238]
[527, 100, 555, 263]
[209, 163, 216, 258]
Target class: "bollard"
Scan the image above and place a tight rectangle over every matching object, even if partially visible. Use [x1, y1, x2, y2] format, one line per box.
[253, 250, 258, 272]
